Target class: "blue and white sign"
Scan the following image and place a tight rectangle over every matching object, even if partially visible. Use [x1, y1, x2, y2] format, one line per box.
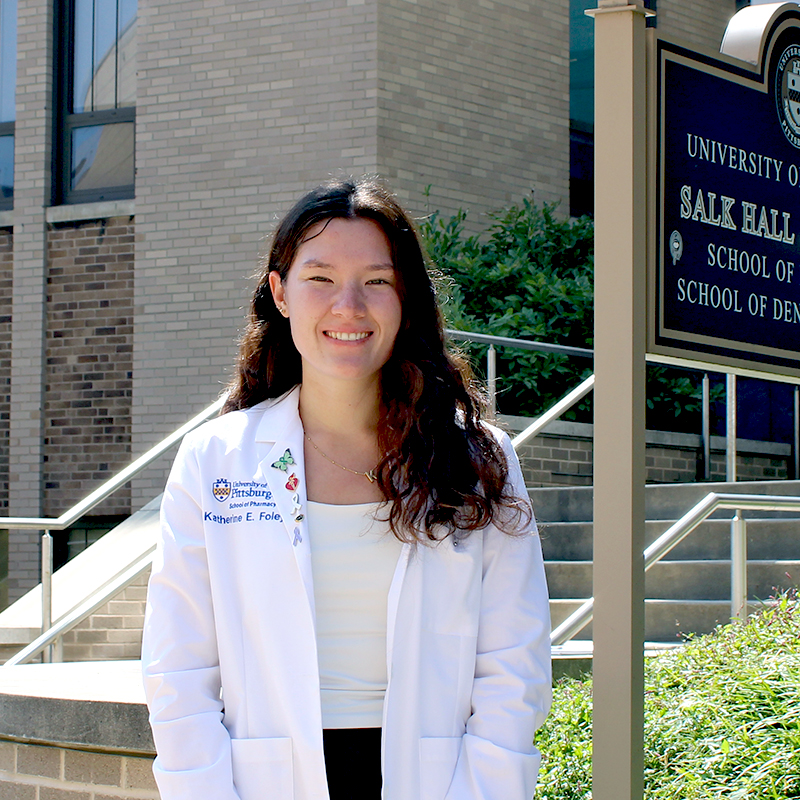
[651, 6, 800, 377]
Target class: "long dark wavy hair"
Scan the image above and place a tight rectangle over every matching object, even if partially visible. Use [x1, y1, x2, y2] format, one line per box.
[223, 176, 529, 542]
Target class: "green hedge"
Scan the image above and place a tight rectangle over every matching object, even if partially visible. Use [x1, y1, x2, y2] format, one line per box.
[421, 198, 720, 430]
[535, 596, 800, 799]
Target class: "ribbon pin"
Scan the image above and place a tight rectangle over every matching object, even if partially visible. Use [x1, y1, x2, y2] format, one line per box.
[293, 527, 302, 547]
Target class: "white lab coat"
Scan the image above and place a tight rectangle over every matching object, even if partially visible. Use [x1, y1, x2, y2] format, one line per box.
[142, 387, 551, 800]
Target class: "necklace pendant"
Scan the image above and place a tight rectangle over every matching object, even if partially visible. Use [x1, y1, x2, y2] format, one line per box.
[366, 469, 376, 483]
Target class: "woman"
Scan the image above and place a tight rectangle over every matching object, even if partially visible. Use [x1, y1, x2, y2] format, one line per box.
[142, 176, 551, 800]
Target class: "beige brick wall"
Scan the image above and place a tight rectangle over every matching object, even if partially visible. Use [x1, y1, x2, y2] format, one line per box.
[44, 218, 135, 518]
[516, 434, 594, 487]
[8, 0, 54, 603]
[512, 422, 792, 487]
[60, 571, 148, 663]
[377, 0, 570, 227]
[656, 0, 739, 51]
[132, 0, 383, 503]
[0, 740, 159, 799]
[131, 0, 569, 503]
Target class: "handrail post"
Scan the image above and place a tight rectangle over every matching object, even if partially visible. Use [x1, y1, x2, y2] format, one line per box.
[726, 373, 737, 482]
[487, 344, 497, 418]
[701, 373, 710, 480]
[41, 531, 53, 663]
[731, 510, 747, 620]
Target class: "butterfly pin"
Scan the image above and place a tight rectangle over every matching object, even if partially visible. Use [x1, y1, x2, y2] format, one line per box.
[271, 449, 295, 472]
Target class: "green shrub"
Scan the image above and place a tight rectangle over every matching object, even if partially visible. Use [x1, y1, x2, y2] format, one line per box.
[422, 198, 594, 421]
[535, 597, 800, 799]
[422, 197, 722, 431]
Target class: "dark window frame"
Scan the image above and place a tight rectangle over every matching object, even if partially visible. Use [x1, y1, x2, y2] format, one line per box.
[53, 0, 135, 205]
[0, 121, 13, 211]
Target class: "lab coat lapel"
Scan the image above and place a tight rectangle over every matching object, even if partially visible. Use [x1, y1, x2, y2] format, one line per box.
[254, 389, 315, 620]
[385, 543, 412, 673]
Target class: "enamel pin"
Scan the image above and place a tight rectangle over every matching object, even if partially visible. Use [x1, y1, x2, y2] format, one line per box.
[271, 449, 295, 471]
[270, 449, 304, 545]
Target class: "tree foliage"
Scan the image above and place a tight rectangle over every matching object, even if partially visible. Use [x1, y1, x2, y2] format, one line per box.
[421, 198, 594, 421]
[421, 197, 716, 430]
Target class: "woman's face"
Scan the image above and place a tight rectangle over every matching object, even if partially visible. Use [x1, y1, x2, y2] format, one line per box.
[269, 217, 402, 390]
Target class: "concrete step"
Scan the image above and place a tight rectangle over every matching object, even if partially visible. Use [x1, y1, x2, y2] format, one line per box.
[540, 517, 800, 561]
[530, 479, 800, 523]
[549, 598, 766, 643]
[545, 559, 800, 600]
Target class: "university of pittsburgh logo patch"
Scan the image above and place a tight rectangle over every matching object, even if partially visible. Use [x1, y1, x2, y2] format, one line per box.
[212, 478, 231, 502]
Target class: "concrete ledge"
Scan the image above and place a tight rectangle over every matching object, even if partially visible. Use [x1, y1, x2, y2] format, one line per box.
[0, 661, 154, 755]
[45, 199, 135, 224]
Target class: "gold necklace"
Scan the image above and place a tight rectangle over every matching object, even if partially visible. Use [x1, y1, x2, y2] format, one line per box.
[305, 434, 378, 483]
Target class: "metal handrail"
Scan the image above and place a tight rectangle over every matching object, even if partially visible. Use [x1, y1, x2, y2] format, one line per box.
[4, 549, 155, 667]
[2, 325, 795, 662]
[442, 329, 800, 483]
[445, 329, 594, 359]
[2, 394, 225, 662]
[550, 492, 800, 646]
[2, 395, 225, 531]
[512, 375, 595, 448]
[444, 329, 594, 431]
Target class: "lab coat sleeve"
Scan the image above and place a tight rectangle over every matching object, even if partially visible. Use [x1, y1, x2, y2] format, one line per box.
[141, 435, 241, 800]
[446, 431, 552, 800]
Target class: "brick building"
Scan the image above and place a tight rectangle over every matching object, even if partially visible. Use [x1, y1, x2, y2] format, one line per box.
[0, 0, 748, 606]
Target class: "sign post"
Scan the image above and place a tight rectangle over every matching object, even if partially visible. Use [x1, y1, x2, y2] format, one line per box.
[589, 2, 800, 797]
[589, 2, 649, 799]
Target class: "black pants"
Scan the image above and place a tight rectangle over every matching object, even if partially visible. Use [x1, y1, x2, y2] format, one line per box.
[323, 728, 382, 799]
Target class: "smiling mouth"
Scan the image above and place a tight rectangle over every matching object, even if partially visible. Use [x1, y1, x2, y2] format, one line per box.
[324, 331, 372, 341]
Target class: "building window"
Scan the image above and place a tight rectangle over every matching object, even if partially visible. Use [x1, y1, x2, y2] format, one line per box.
[55, 0, 136, 204]
[53, 516, 125, 570]
[568, 0, 657, 217]
[0, 0, 17, 210]
[569, 0, 594, 218]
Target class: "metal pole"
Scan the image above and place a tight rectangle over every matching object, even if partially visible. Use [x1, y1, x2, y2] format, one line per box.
[726, 373, 736, 483]
[702, 373, 710, 481]
[41, 531, 53, 664]
[487, 344, 497, 418]
[794, 386, 799, 481]
[731, 510, 747, 620]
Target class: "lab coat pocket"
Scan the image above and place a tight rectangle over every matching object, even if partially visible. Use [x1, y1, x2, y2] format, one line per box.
[419, 736, 461, 800]
[231, 737, 293, 800]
